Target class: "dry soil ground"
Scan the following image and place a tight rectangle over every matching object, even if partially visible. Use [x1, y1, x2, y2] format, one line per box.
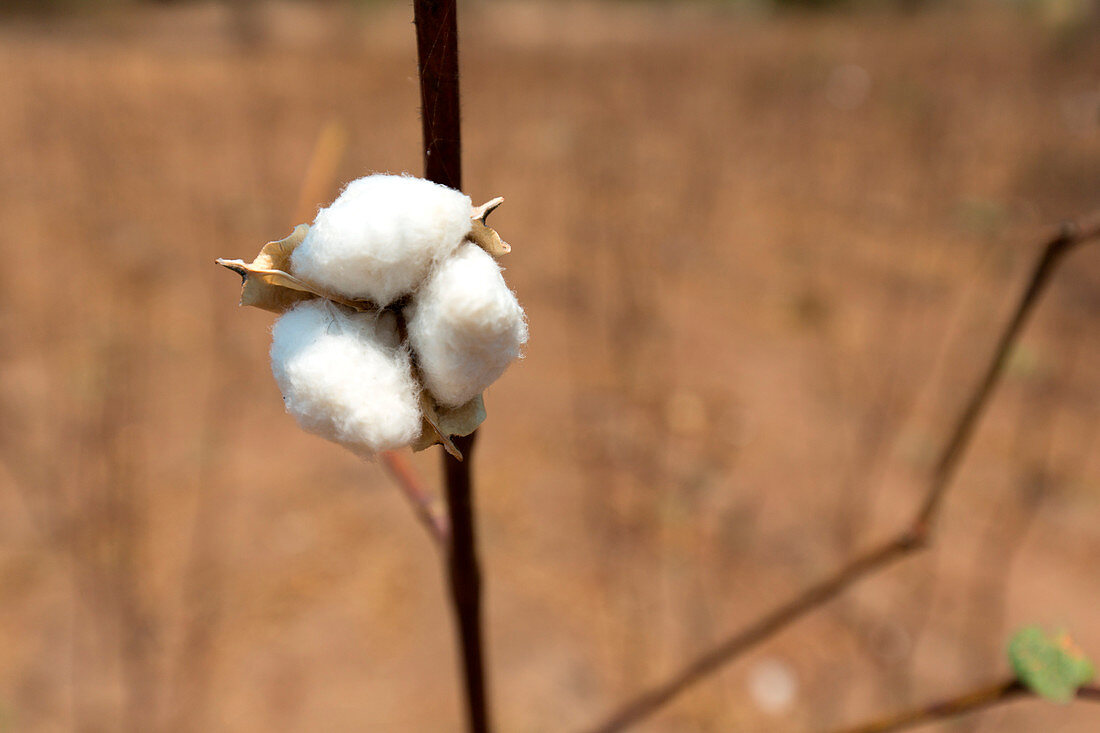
[0, 1, 1098, 731]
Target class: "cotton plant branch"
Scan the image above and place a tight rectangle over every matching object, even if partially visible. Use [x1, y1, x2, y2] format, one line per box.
[583, 533, 921, 733]
[413, 0, 493, 731]
[381, 450, 449, 548]
[831, 679, 1100, 733]
[583, 211, 1100, 733]
[914, 211, 1100, 532]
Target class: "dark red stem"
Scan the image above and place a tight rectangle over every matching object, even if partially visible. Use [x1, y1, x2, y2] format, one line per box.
[413, 1, 491, 731]
[443, 433, 490, 733]
[415, 0, 462, 191]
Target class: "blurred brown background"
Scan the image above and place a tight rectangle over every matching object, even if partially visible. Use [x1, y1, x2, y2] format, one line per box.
[0, 0, 1098, 730]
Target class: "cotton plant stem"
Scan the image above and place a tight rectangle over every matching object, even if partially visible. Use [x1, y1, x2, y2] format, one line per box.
[443, 432, 491, 733]
[583, 212, 1100, 733]
[831, 679, 1100, 733]
[412, 0, 493, 732]
[415, 0, 462, 191]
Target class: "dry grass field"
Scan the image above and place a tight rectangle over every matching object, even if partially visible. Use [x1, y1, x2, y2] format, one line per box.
[0, 0, 1098, 730]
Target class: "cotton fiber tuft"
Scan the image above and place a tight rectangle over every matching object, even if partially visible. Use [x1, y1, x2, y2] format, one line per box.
[243, 174, 526, 458]
[291, 174, 473, 305]
[408, 242, 528, 407]
[270, 300, 422, 457]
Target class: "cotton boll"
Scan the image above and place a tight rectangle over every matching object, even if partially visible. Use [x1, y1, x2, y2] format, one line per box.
[270, 300, 422, 457]
[291, 174, 473, 306]
[408, 242, 528, 407]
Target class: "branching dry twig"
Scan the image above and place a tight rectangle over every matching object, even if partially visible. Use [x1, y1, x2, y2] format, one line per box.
[413, 0, 493, 731]
[583, 212, 1100, 733]
[586, 533, 924, 733]
[913, 212, 1100, 532]
[831, 679, 1100, 733]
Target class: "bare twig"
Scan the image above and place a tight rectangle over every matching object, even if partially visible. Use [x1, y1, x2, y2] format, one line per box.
[831, 679, 1100, 733]
[585, 533, 924, 733]
[412, 0, 493, 731]
[914, 212, 1100, 532]
[582, 212, 1100, 733]
[380, 451, 449, 547]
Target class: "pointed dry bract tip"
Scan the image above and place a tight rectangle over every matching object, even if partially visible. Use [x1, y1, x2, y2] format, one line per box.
[467, 196, 511, 256]
[471, 196, 504, 221]
[216, 224, 386, 314]
[216, 258, 249, 279]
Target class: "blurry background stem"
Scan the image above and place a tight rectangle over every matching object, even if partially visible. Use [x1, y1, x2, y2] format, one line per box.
[832, 679, 1100, 733]
[413, 0, 492, 731]
[584, 212, 1100, 733]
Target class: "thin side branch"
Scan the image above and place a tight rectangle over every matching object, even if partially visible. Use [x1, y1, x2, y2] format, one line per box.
[582, 212, 1100, 733]
[832, 679, 1100, 733]
[584, 533, 923, 733]
[915, 211, 1100, 531]
[380, 451, 449, 548]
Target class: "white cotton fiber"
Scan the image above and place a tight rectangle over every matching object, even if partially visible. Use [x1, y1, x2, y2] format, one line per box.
[270, 300, 422, 457]
[408, 242, 528, 407]
[291, 174, 473, 306]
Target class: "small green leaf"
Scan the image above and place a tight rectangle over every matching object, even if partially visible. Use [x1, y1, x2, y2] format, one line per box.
[1008, 626, 1095, 703]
